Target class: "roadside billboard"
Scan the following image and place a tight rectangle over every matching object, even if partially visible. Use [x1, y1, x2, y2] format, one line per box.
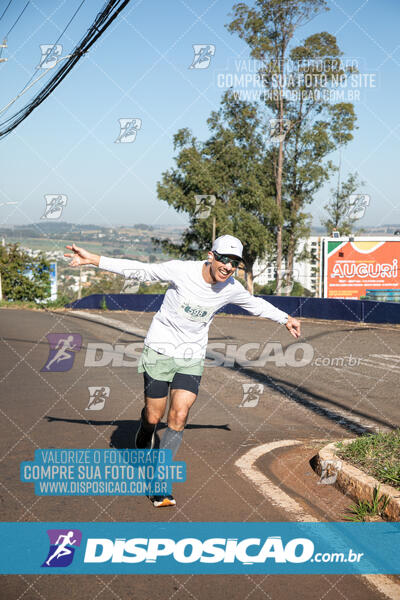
[49, 261, 57, 300]
[25, 261, 57, 301]
[324, 238, 400, 299]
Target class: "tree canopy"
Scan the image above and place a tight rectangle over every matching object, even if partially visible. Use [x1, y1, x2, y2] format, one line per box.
[0, 243, 50, 302]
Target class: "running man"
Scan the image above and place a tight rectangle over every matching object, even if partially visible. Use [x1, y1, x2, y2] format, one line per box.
[45, 531, 77, 566]
[45, 335, 78, 371]
[65, 235, 301, 507]
[86, 387, 108, 410]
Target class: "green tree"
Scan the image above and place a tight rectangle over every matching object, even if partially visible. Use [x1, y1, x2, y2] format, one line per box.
[227, 0, 357, 293]
[322, 172, 362, 236]
[282, 39, 357, 290]
[254, 278, 312, 296]
[137, 282, 168, 294]
[228, 0, 328, 291]
[155, 92, 279, 293]
[0, 243, 50, 302]
[82, 273, 122, 297]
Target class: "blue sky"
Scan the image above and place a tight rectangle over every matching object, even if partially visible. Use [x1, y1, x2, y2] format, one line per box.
[0, 0, 399, 230]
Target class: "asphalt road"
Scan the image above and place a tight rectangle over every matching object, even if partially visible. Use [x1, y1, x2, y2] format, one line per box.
[1, 307, 400, 600]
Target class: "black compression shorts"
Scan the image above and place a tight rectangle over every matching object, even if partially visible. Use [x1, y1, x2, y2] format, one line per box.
[143, 371, 202, 398]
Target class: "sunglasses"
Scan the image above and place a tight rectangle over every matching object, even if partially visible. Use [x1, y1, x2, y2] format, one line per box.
[213, 251, 241, 268]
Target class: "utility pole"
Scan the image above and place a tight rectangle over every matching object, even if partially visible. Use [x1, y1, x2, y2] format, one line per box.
[78, 266, 82, 299]
[0, 237, 5, 300]
[212, 215, 216, 244]
[0, 39, 7, 63]
[211, 192, 231, 244]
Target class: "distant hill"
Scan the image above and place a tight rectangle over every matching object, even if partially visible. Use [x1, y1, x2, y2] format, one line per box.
[311, 224, 400, 236]
[2, 222, 399, 238]
[0, 222, 186, 237]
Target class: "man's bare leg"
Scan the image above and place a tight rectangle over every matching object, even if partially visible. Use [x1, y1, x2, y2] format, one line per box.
[168, 388, 197, 431]
[145, 396, 168, 425]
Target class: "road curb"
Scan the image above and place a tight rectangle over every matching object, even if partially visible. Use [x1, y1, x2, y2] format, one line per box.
[316, 440, 400, 521]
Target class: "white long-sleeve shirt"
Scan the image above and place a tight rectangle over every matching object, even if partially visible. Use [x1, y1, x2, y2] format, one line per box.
[98, 257, 288, 359]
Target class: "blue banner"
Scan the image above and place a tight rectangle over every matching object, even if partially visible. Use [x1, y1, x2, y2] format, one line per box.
[1, 522, 399, 574]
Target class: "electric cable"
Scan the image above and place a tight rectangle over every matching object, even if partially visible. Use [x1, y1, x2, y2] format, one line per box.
[4, 0, 29, 37]
[20, 0, 86, 91]
[0, 0, 132, 139]
[0, 0, 14, 24]
[0, 0, 29, 61]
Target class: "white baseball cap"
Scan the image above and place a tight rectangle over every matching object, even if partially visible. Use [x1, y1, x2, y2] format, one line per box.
[211, 234, 243, 259]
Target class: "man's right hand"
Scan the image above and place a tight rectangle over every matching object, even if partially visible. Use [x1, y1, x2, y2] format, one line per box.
[64, 243, 100, 267]
[285, 316, 301, 339]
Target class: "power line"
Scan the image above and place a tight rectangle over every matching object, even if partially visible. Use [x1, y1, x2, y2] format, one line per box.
[0, 0, 29, 62]
[0, 0, 14, 24]
[17, 0, 86, 93]
[5, 0, 29, 37]
[0, 0, 132, 140]
[0, 52, 73, 116]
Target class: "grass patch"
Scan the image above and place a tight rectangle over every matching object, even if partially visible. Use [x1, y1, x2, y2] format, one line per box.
[0, 297, 70, 310]
[0, 299, 39, 309]
[344, 485, 390, 522]
[336, 429, 400, 490]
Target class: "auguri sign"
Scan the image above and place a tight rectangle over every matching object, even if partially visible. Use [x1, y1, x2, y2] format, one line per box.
[324, 238, 400, 299]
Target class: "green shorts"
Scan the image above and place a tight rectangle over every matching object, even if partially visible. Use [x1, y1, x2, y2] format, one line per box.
[138, 345, 205, 381]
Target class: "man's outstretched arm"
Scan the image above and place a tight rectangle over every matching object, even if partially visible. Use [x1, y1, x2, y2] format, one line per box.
[231, 283, 301, 339]
[64, 243, 180, 283]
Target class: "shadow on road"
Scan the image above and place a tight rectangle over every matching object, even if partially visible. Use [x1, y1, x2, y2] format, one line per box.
[220, 361, 397, 435]
[44, 415, 230, 449]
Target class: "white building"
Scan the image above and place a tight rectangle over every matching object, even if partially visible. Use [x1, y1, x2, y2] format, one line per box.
[253, 236, 321, 296]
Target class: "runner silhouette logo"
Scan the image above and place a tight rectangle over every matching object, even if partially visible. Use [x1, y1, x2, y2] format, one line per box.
[41, 333, 82, 372]
[42, 529, 82, 568]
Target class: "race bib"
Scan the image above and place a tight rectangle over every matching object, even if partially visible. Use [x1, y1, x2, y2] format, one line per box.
[178, 300, 215, 323]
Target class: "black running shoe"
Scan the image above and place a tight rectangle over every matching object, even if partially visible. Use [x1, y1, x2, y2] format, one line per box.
[134, 409, 156, 449]
[151, 495, 176, 508]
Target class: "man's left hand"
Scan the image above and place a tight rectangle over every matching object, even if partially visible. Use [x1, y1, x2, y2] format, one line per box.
[285, 316, 301, 339]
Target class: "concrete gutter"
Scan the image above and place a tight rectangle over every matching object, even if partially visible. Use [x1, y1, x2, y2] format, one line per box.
[316, 440, 400, 521]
